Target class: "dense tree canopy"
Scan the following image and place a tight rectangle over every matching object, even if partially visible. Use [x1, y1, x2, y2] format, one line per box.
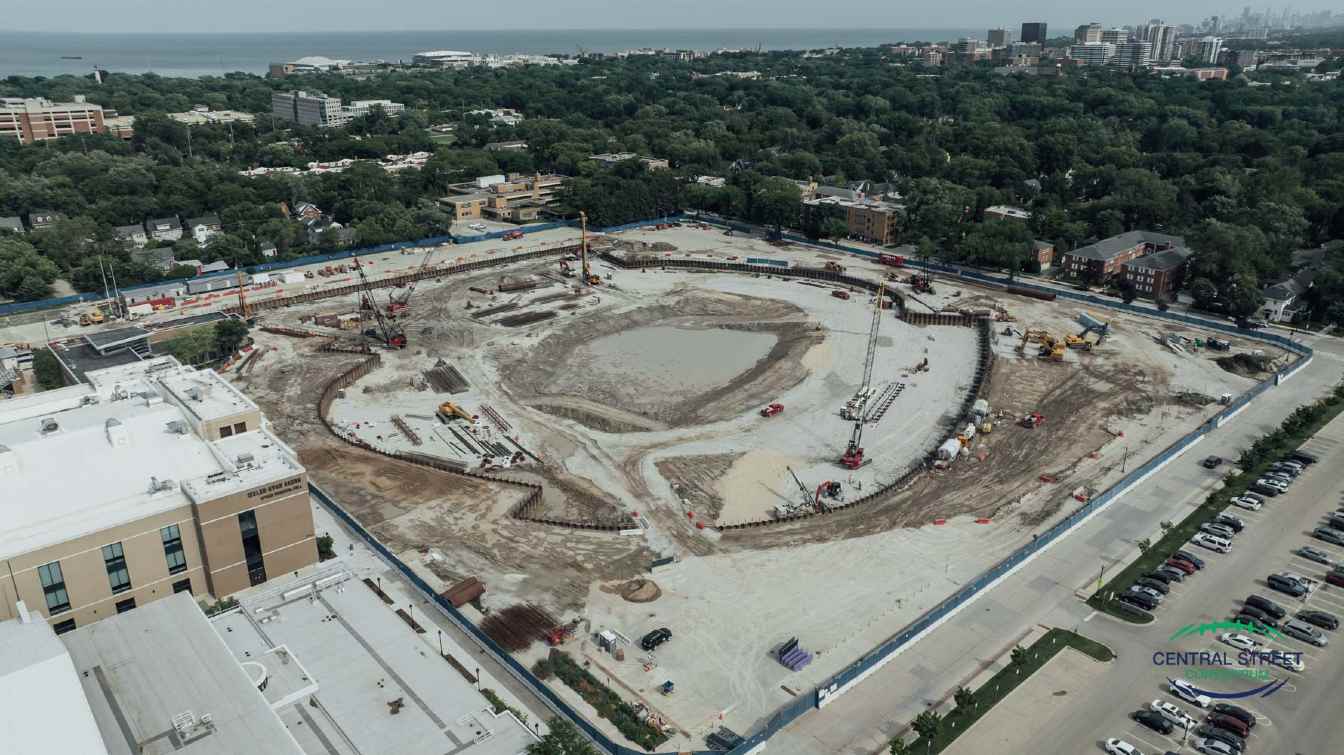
[1, 43, 1341, 310]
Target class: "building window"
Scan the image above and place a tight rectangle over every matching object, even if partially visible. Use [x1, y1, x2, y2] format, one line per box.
[219, 425, 233, 438]
[238, 510, 267, 586]
[161, 525, 187, 575]
[173, 578, 193, 595]
[37, 562, 70, 615]
[103, 542, 132, 594]
[233, 421, 247, 434]
[53, 619, 77, 635]
[115, 597, 136, 614]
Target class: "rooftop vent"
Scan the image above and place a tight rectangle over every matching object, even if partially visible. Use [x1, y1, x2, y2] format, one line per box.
[141, 389, 163, 406]
[186, 387, 202, 402]
[149, 477, 176, 493]
[105, 417, 129, 447]
[166, 420, 189, 435]
[110, 384, 129, 402]
[38, 418, 59, 435]
[80, 394, 100, 407]
[170, 711, 215, 746]
[236, 453, 255, 467]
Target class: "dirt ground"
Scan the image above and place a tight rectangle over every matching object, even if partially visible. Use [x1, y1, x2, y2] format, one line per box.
[500, 287, 822, 430]
[236, 330, 655, 613]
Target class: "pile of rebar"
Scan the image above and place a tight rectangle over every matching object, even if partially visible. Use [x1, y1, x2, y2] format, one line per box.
[424, 359, 469, 393]
[481, 604, 559, 652]
[498, 311, 556, 327]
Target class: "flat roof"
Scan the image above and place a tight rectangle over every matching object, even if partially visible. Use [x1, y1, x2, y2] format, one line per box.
[155, 367, 258, 424]
[0, 610, 108, 755]
[85, 326, 152, 354]
[214, 569, 537, 755]
[63, 593, 304, 755]
[54, 340, 147, 381]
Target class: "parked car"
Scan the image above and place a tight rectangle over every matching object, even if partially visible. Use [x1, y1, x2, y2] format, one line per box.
[1194, 724, 1245, 751]
[1104, 739, 1142, 755]
[1191, 533, 1231, 553]
[1218, 632, 1260, 652]
[1165, 558, 1199, 575]
[1150, 699, 1198, 729]
[1130, 585, 1165, 602]
[1211, 703, 1256, 729]
[1214, 513, 1245, 532]
[1132, 709, 1175, 735]
[1169, 679, 1213, 708]
[1175, 550, 1207, 569]
[1202, 455, 1223, 469]
[1314, 527, 1344, 546]
[1256, 476, 1289, 490]
[1237, 605, 1279, 628]
[1230, 495, 1263, 511]
[1268, 573, 1308, 597]
[1263, 471, 1294, 485]
[1249, 482, 1281, 497]
[1144, 570, 1176, 585]
[1328, 572, 1344, 588]
[1154, 566, 1187, 583]
[1297, 545, 1333, 566]
[1279, 571, 1316, 590]
[1208, 711, 1251, 739]
[1297, 609, 1339, 631]
[1271, 652, 1305, 672]
[1120, 592, 1159, 611]
[1328, 513, 1344, 531]
[1245, 594, 1286, 619]
[1234, 613, 1273, 634]
[1269, 462, 1302, 476]
[1282, 618, 1329, 646]
[640, 627, 673, 651]
[1193, 737, 1237, 755]
[1288, 450, 1319, 465]
[1200, 522, 1237, 540]
[1137, 578, 1170, 595]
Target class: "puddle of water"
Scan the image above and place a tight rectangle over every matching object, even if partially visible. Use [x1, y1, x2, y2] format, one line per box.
[583, 326, 777, 391]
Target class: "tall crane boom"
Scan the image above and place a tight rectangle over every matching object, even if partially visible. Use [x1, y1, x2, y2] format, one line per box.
[388, 245, 440, 314]
[352, 252, 407, 349]
[841, 280, 886, 469]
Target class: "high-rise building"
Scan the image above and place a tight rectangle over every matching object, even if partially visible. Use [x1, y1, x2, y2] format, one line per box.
[1138, 21, 1178, 61]
[1020, 22, 1048, 44]
[987, 28, 1011, 47]
[1074, 23, 1103, 44]
[1101, 28, 1130, 45]
[0, 96, 106, 144]
[0, 356, 319, 634]
[1196, 36, 1224, 64]
[1114, 41, 1154, 69]
[1069, 42, 1117, 66]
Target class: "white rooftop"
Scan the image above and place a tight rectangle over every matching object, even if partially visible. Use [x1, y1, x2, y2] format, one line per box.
[0, 604, 109, 755]
[62, 593, 304, 755]
[0, 357, 296, 562]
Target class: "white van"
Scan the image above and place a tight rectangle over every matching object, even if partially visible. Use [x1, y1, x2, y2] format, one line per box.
[1191, 533, 1231, 553]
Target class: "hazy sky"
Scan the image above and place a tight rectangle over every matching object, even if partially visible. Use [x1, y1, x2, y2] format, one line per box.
[9, 1, 1340, 34]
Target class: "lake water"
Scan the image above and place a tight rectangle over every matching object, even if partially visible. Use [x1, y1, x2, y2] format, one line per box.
[584, 326, 777, 392]
[0, 28, 980, 78]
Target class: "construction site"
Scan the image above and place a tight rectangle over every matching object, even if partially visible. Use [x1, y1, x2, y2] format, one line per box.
[220, 220, 1287, 750]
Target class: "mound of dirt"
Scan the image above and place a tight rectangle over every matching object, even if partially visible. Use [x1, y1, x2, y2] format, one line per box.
[1216, 353, 1273, 376]
[619, 579, 662, 603]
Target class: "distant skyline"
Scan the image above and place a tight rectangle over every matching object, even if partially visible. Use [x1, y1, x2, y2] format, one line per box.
[9, 2, 1343, 35]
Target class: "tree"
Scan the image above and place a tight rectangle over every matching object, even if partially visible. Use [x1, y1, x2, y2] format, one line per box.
[912, 710, 943, 748]
[1010, 645, 1027, 666]
[820, 216, 850, 242]
[0, 237, 60, 301]
[752, 177, 802, 232]
[889, 735, 911, 754]
[527, 719, 598, 755]
[1118, 278, 1138, 304]
[214, 318, 250, 356]
[1137, 537, 1151, 554]
[953, 686, 976, 710]
[33, 348, 65, 389]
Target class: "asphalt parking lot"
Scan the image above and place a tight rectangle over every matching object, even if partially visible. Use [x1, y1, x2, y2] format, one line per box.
[1020, 419, 1344, 755]
[978, 416, 1344, 752]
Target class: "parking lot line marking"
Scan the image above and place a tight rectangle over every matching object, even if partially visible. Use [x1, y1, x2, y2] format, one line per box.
[1126, 730, 1170, 752]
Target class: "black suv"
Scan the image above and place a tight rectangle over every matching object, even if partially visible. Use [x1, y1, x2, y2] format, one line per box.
[641, 627, 673, 651]
[1245, 594, 1287, 619]
[1298, 609, 1340, 631]
[1133, 709, 1174, 735]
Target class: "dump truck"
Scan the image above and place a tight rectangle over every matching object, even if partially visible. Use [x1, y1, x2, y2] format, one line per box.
[79, 309, 106, 326]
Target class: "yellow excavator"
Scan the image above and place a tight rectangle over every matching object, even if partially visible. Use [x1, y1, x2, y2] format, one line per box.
[437, 401, 477, 423]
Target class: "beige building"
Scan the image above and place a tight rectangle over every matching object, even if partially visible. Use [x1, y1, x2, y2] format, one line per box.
[440, 172, 566, 222]
[0, 356, 317, 634]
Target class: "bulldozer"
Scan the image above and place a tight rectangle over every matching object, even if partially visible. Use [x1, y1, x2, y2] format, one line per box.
[437, 401, 477, 424]
[79, 308, 106, 327]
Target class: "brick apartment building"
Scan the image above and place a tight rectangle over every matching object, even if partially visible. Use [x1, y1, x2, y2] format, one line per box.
[0, 356, 318, 634]
[1059, 230, 1186, 282]
[1120, 247, 1192, 299]
[0, 96, 106, 144]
